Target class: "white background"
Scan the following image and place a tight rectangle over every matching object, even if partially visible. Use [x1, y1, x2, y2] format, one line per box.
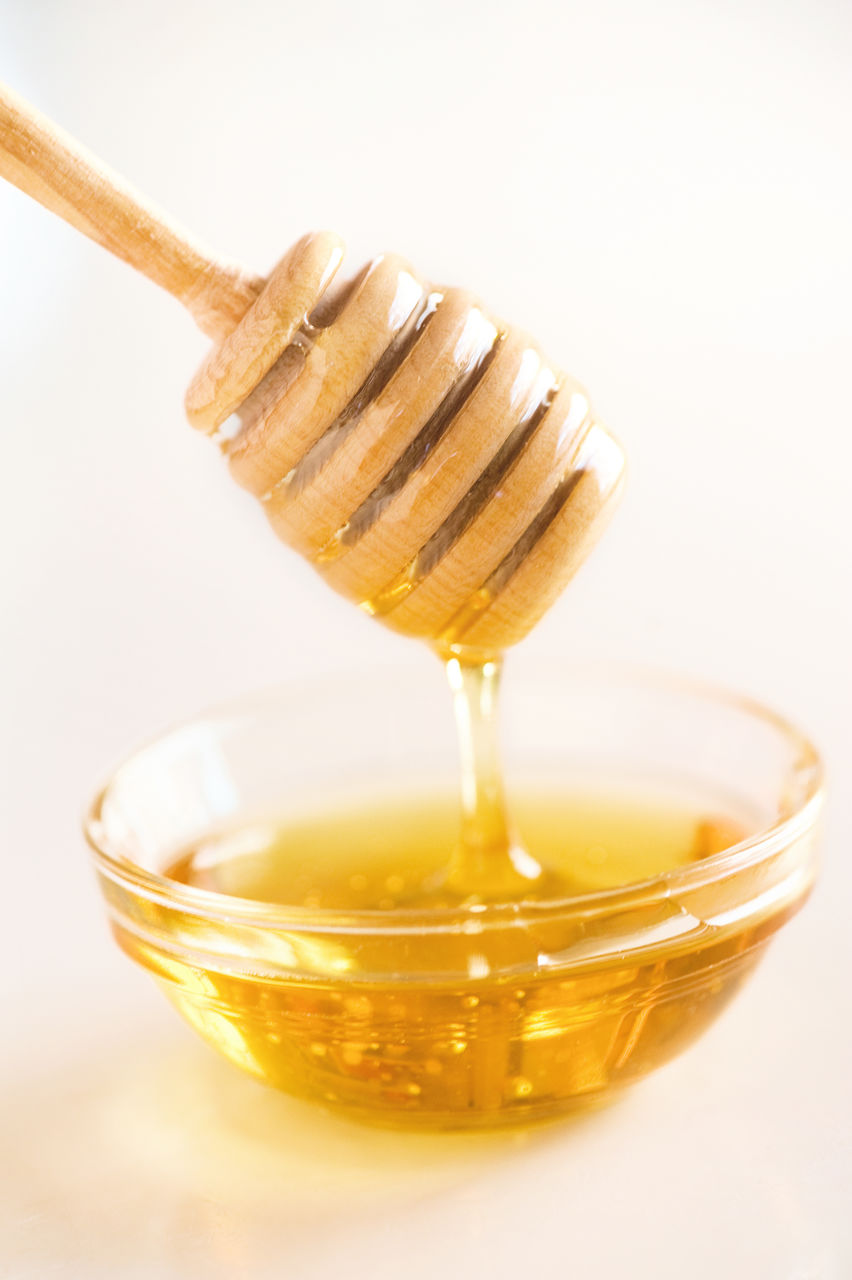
[1, 1, 850, 1276]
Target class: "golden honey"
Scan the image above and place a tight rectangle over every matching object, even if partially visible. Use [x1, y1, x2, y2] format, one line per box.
[110, 783, 781, 1129]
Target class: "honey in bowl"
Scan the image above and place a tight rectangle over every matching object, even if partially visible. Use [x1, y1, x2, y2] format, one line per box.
[154, 788, 750, 1125]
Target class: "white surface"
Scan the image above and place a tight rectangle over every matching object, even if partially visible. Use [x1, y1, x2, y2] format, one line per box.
[1, 1, 850, 1276]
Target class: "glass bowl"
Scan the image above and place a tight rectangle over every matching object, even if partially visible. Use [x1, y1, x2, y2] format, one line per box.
[84, 663, 823, 1130]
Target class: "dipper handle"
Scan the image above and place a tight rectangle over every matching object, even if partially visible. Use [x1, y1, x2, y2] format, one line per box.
[0, 80, 262, 338]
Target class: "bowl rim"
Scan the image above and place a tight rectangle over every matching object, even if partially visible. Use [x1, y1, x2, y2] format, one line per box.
[83, 661, 825, 934]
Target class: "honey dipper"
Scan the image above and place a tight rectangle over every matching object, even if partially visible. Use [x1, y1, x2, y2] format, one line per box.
[0, 82, 625, 654]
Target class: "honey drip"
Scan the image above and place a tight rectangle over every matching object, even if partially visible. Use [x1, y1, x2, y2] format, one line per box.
[442, 655, 562, 901]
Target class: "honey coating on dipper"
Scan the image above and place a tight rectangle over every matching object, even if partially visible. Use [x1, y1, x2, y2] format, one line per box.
[185, 231, 625, 653]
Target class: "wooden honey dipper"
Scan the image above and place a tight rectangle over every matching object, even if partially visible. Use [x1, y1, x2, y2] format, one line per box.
[0, 83, 625, 655]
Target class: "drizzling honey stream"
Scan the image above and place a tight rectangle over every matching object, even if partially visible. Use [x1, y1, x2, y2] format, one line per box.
[441, 654, 566, 902]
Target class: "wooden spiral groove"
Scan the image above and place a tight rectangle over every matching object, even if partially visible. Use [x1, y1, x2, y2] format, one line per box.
[185, 231, 625, 652]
